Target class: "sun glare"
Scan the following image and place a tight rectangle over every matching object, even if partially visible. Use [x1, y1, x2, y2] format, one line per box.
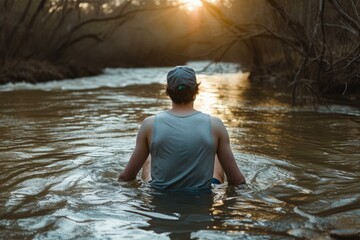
[181, 0, 203, 11]
[179, 0, 227, 12]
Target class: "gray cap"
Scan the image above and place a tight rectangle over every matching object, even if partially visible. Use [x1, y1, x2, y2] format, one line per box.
[167, 66, 197, 90]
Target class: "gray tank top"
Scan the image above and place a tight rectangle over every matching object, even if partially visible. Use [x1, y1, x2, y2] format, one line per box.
[150, 111, 215, 191]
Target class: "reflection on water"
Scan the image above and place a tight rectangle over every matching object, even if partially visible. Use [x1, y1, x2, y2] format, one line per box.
[0, 62, 359, 239]
[137, 190, 214, 239]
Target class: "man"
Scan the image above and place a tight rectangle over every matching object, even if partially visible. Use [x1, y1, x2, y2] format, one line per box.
[118, 66, 246, 191]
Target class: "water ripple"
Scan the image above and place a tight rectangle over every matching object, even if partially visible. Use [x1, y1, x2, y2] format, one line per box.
[0, 64, 359, 239]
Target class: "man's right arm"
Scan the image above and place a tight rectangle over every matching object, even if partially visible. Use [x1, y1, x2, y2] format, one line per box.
[118, 117, 153, 182]
[212, 117, 246, 185]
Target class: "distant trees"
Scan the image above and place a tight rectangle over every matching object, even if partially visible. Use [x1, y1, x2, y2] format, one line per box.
[0, 0, 222, 82]
[0, 0, 179, 61]
[0, 0, 192, 83]
[0, 0, 146, 83]
[201, 0, 360, 103]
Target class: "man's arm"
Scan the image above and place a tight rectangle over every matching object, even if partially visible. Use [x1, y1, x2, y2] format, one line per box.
[212, 117, 246, 185]
[118, 117, 153, 181]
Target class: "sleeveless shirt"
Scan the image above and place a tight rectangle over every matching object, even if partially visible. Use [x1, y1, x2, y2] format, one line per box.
[150, 111, 216, 191]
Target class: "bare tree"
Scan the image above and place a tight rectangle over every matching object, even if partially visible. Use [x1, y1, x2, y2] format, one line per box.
[201, 0, 360, 104]
[0, 0, 179, 61]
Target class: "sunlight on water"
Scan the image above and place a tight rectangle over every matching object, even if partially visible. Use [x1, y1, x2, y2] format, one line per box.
[195, 72, 250, 118]
[0, 62, 359, 239]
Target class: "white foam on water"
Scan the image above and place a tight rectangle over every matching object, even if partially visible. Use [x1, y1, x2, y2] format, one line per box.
[0, 61, 241, 92]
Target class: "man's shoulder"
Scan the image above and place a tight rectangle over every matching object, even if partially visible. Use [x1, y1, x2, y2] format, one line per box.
[142, 115, 156, 126]
[138, 116, 155, 136]
[210, 115, 224, 126]
[142, 111, 169, 125]
[209, 116, 227, 136]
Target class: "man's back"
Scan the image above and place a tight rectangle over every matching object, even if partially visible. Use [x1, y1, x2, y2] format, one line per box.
[150, 111, 215, 191]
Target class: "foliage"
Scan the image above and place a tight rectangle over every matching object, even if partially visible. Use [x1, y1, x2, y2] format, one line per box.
[201, 0, 360, 104]
[0, 0, 200, 82]
[0, 0, 181, 62]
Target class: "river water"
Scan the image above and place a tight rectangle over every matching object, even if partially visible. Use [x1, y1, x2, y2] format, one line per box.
[0, 62, 359, 239]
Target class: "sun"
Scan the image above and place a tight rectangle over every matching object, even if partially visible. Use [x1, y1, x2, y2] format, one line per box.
[182, 0, 203, 11]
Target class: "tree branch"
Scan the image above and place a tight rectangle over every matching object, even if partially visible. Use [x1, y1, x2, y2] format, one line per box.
[328, 0, 360, 35]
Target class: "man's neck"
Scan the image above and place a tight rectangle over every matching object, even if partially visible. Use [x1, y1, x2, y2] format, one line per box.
[169, 102, 196, 115]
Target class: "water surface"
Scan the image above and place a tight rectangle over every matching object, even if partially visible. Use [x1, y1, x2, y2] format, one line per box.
[0, 62, 359, 239]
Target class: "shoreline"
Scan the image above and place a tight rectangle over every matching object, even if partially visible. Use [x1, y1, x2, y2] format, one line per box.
[248, 72, 359, 107]
[0, 59, 103, 85]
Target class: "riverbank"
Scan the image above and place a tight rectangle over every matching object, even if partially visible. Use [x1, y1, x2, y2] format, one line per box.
[0, 59, 103, 85]
[0, 59, 185, 85]
[249, 71, 360, 107]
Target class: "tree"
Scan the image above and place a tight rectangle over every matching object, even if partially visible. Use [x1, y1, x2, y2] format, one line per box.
[201, 0, 360, 104]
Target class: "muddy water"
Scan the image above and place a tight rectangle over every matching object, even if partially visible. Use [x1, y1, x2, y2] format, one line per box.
[0, 62, 359, 239]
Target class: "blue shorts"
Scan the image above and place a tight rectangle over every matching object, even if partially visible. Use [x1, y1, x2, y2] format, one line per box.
[211, 178, 222, 184]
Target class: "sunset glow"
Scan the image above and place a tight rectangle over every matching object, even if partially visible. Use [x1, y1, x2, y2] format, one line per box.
[182, 0, 203, 11]
[178, 0, 226, 12]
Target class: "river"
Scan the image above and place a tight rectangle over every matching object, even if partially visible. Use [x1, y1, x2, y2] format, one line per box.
[0, 62, 359, 239]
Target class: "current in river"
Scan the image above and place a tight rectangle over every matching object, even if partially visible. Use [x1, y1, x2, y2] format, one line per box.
[0, 62, 359, 239]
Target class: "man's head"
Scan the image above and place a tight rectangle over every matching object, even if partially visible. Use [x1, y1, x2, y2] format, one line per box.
[166, 66, 200, 104]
